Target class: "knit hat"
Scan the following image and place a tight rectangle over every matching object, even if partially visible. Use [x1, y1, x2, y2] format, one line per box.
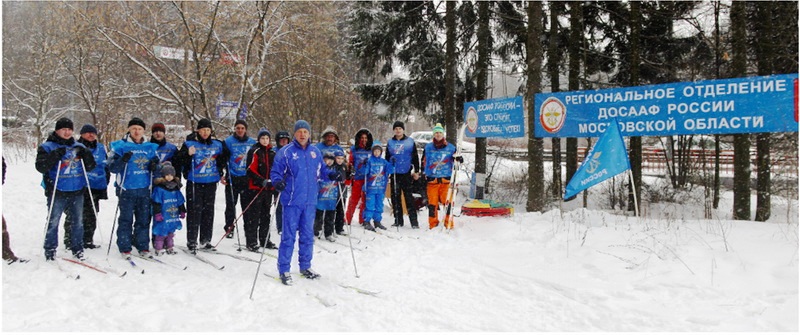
[294, 120, 311, 133]
[234, 119, 248, 129]
[79, 124, 97, 135]
[128, 117, 146, 129]
[151, 123, 166, 134]
[160, 161, 176, 177]
[392, 121, 405, 130]
[432, 123, 444, 134]
[372, 143, 383, 152]
[197, 118, 212, 130]
[257, 128, 271, 140]
[276, 131, 291, 142]
[55, 117, 74, 131]
[334, 151, 345, 157]
[323, 152, 336, 160]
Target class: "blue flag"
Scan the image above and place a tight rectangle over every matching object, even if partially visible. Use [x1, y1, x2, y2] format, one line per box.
[564, 120, 630, 199]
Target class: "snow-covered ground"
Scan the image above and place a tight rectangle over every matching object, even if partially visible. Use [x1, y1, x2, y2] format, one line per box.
[2, 153, 797, 332]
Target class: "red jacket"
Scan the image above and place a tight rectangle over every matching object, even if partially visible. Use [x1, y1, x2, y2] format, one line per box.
[245, 143, 276, 191]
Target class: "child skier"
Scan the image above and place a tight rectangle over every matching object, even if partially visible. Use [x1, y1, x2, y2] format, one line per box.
[151, 162, 186, 256]
[362, 143, 394, 231]
[314, 153, 345, 241]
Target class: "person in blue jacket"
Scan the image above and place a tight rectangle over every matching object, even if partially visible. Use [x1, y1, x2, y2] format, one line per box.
[151, 162, 186, 256]
[421, 123, 462, 230]
[64, 124, 109, 249]
[314, 152, 344, 241]
[315, 126, 347, 236]
[222, 119, 256, 238]
[108, 117, 159, 258]
[150, 122, 178, 167]
[270, 120, 342, 286]
[35, 117, 96, 261]
[385, 120, 421, 229]
[362, 143, 394, 231]
[174, 118, 229, 252]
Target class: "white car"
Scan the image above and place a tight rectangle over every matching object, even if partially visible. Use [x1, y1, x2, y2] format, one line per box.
[409, 131, 433, 147]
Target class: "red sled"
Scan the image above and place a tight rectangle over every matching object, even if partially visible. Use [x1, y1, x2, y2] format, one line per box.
[461, 207, 513, 217]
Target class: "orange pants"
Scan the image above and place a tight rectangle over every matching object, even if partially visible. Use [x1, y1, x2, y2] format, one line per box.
[426, 179, 452, 229]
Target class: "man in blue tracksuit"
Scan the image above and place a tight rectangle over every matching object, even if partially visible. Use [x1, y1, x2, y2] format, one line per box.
[174, 118, 229, 252]
[108, 117, 159, 258]
[35, 117, 96, 261]
[270, 120, 341, 286]
[222, 119, 256, 237]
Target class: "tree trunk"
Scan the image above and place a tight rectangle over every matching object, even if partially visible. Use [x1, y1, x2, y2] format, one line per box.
[548, 2, 562, 201]
[627, 1, 642, 215]
[565, 2, 582, 201]
[753, 1, 774, 221]
[526, 0, 544, 212]
[444, 1, 457, 143]
[731, 0, 751, 220]
[474, 1, 491, 199]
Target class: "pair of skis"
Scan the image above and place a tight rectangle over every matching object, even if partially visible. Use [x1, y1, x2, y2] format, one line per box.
[442, 124, 467, 230]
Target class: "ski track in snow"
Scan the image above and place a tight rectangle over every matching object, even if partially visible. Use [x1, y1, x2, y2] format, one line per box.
[2, 156, 797, 332]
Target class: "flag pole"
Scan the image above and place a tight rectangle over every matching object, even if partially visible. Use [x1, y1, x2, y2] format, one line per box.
[627, 169, 639, 217]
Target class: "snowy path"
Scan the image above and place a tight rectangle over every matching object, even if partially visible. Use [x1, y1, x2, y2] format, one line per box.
[2, 157, 797, 332]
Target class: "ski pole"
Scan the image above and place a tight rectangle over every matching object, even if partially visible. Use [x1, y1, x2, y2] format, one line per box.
[214, 186, 266, 248]
[43, 154, 63, 244]
[107, 161, 128, 257]
[250, 190, 279, 300]
[338, 183, 359, 278]
[79, 156, 103, 247]
[392, 163, 399, 232]
[226, 173, 243, 250]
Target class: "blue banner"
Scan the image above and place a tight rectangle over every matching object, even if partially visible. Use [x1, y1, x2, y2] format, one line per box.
[464, 96, 525, 138]
[216, 100, 247, 120]
[534, 74, 799, 138]
[564, 120, 630, 200]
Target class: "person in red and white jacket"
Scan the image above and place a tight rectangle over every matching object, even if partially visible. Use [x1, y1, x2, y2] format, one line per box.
[243, 128, 277, 252]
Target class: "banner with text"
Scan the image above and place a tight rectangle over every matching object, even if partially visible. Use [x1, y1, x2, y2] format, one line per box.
[464, 96, 525, 138]
[534, 74, 799, 138]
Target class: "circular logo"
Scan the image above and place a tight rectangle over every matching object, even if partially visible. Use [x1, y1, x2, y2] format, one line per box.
[466, 107, 478, 133]
[540, 97, 566, 133]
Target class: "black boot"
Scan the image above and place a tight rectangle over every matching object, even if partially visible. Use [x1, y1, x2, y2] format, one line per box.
[363, 221, 375, 231]
[374, 222, 387, 230]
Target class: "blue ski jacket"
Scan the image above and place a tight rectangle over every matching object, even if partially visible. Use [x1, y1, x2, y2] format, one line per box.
[271, 139, 335, 207]
[224, 134, 256, 178]
[108, 135, 159, 190]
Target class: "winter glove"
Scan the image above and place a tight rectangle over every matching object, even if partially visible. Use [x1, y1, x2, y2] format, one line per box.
[389, 156, 397, 163]
[274, 180, 286, 192]
[179, 212, 186, 219]
[328, 171, 343, 182]
[453, 155, 464, 163]
[148, 157, 159, 172]
[50, 147, 67, 161]
[121, 151, 133, 163]
[154, 213, 164, 222]
[74, 146, 89, 160]
[261, 179, 272, 188]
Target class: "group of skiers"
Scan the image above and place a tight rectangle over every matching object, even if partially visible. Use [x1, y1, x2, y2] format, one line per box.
[31, 116, 462, 285]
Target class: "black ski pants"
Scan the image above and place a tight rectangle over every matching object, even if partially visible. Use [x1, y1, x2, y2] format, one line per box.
[242, 188, 271, 247]
[224, 175, 249, 233]
[186, 181, 217, 247]
[390, 172, 419, 226]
